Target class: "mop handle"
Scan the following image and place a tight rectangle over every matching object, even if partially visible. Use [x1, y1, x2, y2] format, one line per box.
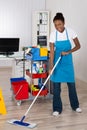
[24, 56, 61, 117]
[14, 85, 23, 98]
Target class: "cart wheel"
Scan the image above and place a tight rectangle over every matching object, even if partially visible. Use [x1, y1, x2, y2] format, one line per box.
[17, 101, 21, 106]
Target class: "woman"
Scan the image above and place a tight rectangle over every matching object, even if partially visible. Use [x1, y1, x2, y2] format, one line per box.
[49, 12, 82, 116]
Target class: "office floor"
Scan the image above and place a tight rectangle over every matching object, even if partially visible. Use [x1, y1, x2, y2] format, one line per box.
[0, 68, 87, 130]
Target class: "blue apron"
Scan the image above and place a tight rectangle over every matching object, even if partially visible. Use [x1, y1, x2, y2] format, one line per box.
[50, 29, 75, 83]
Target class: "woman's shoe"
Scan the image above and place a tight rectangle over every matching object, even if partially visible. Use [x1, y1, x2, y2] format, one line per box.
[76, 108, 82, 113]
[53, 111, 59, 116]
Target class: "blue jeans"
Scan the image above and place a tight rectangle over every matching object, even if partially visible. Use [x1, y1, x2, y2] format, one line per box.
[53, 82, 79, 114]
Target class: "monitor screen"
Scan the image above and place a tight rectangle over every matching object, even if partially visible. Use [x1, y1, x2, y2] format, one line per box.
[0, 38, 19, 55]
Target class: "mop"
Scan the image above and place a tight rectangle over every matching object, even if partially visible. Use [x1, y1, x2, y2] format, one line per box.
[8, 56, 61, 129]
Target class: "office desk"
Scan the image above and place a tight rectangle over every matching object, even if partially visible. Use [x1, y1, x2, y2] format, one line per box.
[0, 52, 29, 78]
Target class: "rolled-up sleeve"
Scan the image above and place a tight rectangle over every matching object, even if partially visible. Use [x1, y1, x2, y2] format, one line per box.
[70, 29, 77, 39]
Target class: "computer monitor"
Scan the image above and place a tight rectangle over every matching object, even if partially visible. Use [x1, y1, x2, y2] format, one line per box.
[0, 38, 19, 56]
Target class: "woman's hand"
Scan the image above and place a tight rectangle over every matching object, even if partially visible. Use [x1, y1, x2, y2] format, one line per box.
[61, 38, 81, 56]
[61, 51, 69, 56]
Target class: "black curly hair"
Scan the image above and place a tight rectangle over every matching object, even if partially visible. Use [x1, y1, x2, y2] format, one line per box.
[53, 12, 65, 23]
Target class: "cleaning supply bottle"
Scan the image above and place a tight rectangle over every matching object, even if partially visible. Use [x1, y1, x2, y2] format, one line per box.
[32, 63, 37, 73]
[38, 78, 42, 89]
[38, 78, 44, 89]
[38, 65, 43, 73]
[42, 63, 47, 72]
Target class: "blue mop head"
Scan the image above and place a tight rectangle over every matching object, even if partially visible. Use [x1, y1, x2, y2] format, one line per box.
[14, 120, 30, 126]
[8, 119, 37, 129]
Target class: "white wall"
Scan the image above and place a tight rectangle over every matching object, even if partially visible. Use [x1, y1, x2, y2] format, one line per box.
[0, 0, 45, 49]
[46, 0, 87, 82]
